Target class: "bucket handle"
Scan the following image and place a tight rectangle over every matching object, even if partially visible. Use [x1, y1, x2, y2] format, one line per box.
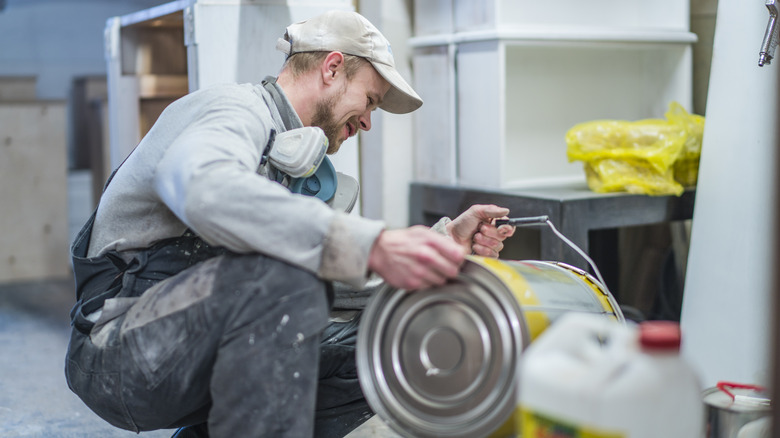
[495, 215, 610, 298]
[716, 381, 766, 401]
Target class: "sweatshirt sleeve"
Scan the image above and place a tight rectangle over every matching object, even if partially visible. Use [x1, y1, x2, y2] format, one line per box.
[152, 88, 384, 287]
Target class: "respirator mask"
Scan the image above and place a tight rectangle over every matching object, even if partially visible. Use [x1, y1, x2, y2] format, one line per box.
[261, 126, 359, 213]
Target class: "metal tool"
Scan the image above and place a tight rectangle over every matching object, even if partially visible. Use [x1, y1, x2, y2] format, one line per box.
[494, 215, 550, 227]
[759, 0, 779, 66]
[495, 215, 611, 297]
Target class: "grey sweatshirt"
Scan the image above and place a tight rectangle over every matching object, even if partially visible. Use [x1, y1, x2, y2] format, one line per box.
[88, 81, 386, 289]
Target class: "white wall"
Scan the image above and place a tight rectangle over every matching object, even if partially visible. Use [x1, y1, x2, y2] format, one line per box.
[0, 0, 168, 99]
[359, 0, 417, 228]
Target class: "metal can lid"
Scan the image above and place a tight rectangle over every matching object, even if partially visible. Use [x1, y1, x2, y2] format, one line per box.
[703, 384, 772, 412]
[356, 259, 529, 438]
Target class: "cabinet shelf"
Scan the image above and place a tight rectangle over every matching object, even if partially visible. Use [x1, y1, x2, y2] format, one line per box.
[411, 15, 695, 189]
[410, 28, 698, 48]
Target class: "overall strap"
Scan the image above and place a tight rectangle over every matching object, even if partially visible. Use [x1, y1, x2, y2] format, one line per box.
[261, 76, 300, 130]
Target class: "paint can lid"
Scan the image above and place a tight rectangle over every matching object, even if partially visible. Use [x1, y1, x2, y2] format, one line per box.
[703, 383, 772, 413]
[356, 258, 528, 438]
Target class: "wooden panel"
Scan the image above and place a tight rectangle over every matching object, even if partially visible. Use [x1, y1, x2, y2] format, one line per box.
[0, 76, 37, 101]
[120, 22, 187, 75]
[138, 74, 188, 98]
[0, 101, 70, 283]
[139, 97, 177, 138]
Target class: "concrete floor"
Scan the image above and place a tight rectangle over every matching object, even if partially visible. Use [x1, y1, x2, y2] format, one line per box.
[0, 277, 174, 438]
[0, 171, 399, 437]
[0, 275, 399, 438]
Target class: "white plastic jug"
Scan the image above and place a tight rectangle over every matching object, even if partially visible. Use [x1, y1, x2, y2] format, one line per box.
[518, 313, 705, 438]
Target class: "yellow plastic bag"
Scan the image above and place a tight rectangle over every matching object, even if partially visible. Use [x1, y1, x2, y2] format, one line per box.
[566, 102, 704, 196]
[666, 102, 705, 187]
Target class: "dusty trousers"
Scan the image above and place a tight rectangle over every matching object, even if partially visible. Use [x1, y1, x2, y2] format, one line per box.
[66, 251, 330, 437]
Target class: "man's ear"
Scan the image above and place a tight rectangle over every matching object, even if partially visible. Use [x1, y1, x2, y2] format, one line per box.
[321, 51, 345, 85]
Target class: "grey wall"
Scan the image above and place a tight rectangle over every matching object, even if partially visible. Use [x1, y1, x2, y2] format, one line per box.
[0, 0, 169, 99]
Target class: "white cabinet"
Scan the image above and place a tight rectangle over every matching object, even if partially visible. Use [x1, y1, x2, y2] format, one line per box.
[412, 44, 458, 184]
[105, 0, 355, 172]
[451, 0, 689, 32]
[412, 1, 697, 189]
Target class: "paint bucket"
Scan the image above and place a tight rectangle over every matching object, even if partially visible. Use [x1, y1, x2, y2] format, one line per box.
[356, 255, 624, 438]
[703, 382, 772, 438]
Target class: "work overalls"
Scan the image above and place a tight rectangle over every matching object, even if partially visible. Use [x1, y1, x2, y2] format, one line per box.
[65, 176, 368, 435]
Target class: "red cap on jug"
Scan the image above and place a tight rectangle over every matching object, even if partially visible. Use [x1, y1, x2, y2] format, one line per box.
[639, 321, 682, 351]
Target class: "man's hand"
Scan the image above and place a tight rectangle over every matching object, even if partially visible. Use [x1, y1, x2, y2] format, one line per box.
[368, 226, 466, 290]
[446, 204, 515, 258]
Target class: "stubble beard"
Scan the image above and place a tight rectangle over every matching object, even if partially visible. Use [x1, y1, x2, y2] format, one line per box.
[311, 83, 359, 155]
[311, 96, 343, 155]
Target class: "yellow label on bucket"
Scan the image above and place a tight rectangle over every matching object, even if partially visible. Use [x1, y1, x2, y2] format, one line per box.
[565, 270, 621, 322]
[520, 407, 625, 438]
[470, 257, 551, 340]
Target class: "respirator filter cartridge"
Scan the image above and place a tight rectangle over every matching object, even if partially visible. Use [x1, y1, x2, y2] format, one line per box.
[269, 126, 328, 178]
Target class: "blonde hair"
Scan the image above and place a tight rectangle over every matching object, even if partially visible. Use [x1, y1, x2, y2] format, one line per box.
[283, 52, 368, 80]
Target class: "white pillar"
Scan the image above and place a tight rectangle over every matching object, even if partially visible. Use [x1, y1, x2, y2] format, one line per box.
[680, 0, 778, 388]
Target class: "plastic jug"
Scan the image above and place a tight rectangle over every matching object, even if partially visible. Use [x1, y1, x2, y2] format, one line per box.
[518, 313, 705, 437]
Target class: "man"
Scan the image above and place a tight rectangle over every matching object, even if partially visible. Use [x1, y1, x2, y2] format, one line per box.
[65, 10, 515, 438]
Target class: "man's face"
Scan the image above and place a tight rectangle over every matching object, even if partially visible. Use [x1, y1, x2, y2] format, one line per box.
[311, 62, 391, 154]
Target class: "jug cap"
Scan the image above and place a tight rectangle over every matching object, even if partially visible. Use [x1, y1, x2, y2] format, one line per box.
[639, 320, 681, 351]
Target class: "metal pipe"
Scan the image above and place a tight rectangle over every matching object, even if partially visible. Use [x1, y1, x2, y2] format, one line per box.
[759, 0, 779, 67]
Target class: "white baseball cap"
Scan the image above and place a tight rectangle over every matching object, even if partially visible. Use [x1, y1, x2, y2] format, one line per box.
[276, 10, 423, 114]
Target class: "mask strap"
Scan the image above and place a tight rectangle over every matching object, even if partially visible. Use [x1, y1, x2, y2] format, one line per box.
[262, 76, 299, 130]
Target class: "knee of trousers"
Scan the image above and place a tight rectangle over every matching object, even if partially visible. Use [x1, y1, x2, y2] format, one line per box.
[213, 253, 331, 332]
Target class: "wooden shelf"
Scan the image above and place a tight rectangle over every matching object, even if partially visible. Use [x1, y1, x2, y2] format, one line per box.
[119, 0, 187, 28]
[137, 74, 188, 99]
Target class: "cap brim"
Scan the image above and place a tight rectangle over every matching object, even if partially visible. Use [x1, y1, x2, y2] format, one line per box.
[371, 61, 423, 114]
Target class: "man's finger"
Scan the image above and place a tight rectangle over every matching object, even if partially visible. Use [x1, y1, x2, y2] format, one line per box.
[479, 221, 515, 240]
[476, 205, 510, 219]
[427, 232, 468, 264]
[498, 224, 515, 237]
[473, 233, 503, 253]
[472, 243, 499, 258]
[402, 245, 461, 290]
